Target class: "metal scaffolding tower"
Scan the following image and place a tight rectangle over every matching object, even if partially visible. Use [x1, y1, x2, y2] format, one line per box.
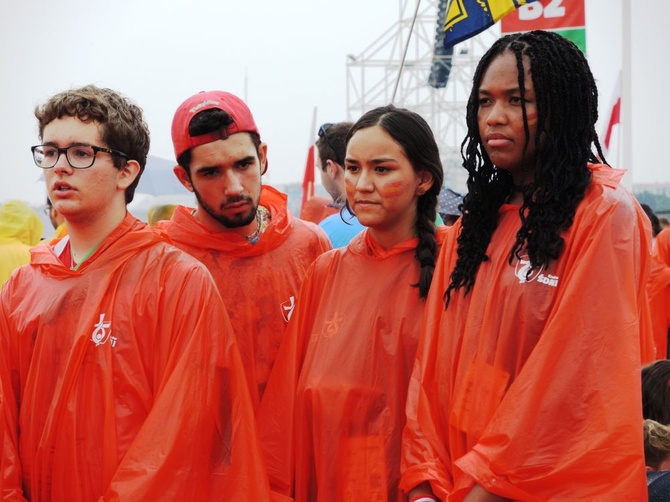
[346, 0, 499, 191]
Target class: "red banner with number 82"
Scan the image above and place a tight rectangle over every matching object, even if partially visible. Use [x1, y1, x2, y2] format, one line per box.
[501, 0, 585, 32]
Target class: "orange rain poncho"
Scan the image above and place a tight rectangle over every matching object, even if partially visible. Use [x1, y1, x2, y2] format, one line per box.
[258, 228, 447, 501]
[0, 381, 4, 496]
[654, 228, 670, 267]
[401, 165, 652, 501]
[1, 214, 270, 501]
[647, 256, 670, 359]
[0, 200, 44, 287]
[650, 228, 670, 357]
[158, 185, 331, 408]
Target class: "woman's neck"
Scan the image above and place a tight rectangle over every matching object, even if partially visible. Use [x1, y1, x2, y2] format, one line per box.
[368, 225, 416, 250]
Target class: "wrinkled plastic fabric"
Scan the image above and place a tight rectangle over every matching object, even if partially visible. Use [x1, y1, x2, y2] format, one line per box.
[651, 229, 670, 358]
[0, 383, 3, 496]
[0, 200, 44, 287]
[647, 255, 670, 359]
[1, 213, 270, 501]
[654, 228, 670, 267]
[158, 185, 331, 408]
[258, 228, 448, 502]
[401, 165, 651, 501]
[0, 201, 43, 246]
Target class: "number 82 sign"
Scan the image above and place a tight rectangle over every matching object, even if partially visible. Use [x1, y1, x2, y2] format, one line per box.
[501, 0, 586, 52]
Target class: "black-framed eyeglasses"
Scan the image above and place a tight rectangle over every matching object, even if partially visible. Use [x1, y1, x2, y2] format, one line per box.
[30, 144, 129, 169]
[318, 123, 343, 166]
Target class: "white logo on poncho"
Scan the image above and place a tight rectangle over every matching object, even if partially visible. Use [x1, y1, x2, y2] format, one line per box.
[515, 256, 559, 287]
[91, 313, 117, 347]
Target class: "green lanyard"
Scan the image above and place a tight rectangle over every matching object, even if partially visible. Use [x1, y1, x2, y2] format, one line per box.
[71, 242, 100, 271]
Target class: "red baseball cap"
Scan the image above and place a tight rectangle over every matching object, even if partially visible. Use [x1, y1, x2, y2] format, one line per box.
[171, 90, 260, 161]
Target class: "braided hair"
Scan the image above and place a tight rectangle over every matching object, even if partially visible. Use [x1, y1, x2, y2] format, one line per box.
[444, 30, 606, 307]
[345, 105, 444, 299]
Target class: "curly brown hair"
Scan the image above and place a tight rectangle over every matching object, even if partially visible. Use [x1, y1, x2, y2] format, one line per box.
[34, 85, 150, 204]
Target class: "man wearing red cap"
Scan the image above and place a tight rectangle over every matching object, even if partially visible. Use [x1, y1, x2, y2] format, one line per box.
[162, 90, 331, 410]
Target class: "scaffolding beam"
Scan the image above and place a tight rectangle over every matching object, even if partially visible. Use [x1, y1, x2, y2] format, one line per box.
[346, 0, 499, 190]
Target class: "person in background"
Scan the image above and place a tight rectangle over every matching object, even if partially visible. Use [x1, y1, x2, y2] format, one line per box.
[44, 195, 67, 239]
[258, 105, 445, 501]
[146, 203, 176, 226]
[644, 419, 670, 501]
[1, 84, 269, 500]
[160, 90, 331, 410]
[0, 200, 43, 287]
[654, 223, 670, 270]
[437, 187, 463, 226]
[402, 30, 652, 501]
[315, 121, 366, 247]
[642, 203, 663, 248]
[643, 203, 670, 358]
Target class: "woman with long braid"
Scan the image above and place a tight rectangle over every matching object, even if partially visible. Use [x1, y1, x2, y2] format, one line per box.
[258, 105, 446, 501]
[402, 30, 653, 501]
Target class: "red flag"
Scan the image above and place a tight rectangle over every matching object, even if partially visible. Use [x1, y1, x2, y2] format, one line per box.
[604, 98, 621, 151]
[301, 145, 315, 213]
[603, 72, 621, 154]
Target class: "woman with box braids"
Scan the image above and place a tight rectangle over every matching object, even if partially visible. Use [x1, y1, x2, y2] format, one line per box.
[402, 30, 653, 501]
[445, 30, 607, 305]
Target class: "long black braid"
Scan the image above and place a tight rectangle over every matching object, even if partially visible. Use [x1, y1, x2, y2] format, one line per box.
[346, 105, 444, 299]
[444, 30, 607, 307]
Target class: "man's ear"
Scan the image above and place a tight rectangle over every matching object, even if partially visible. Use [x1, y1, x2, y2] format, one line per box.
[325, 159, 340, 179]
[258, 142, 268, 175]
[173, 165, 194, 192]
[117, 159, 141, 191]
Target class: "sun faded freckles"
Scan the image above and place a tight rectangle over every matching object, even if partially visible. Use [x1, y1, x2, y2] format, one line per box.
[379, 180, 406, 198]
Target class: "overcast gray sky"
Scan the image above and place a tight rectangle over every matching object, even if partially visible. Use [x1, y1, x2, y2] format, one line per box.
[1, 0, 667, 207]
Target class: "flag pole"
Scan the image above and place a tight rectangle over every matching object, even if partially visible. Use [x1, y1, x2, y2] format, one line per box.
[620, 0, 632, 188]
[308, 105, 318, 197]
[391, 0, 422, 104]
[300, 106, 318, 215]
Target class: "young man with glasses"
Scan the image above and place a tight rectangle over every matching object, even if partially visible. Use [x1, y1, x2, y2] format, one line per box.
[1, 85, 270, 500]
[315, 121, 366, 248]
[161, 90, 331, 410]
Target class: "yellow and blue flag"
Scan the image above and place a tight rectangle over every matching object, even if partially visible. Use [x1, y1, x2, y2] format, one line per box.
[443, 0, 540, 49]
